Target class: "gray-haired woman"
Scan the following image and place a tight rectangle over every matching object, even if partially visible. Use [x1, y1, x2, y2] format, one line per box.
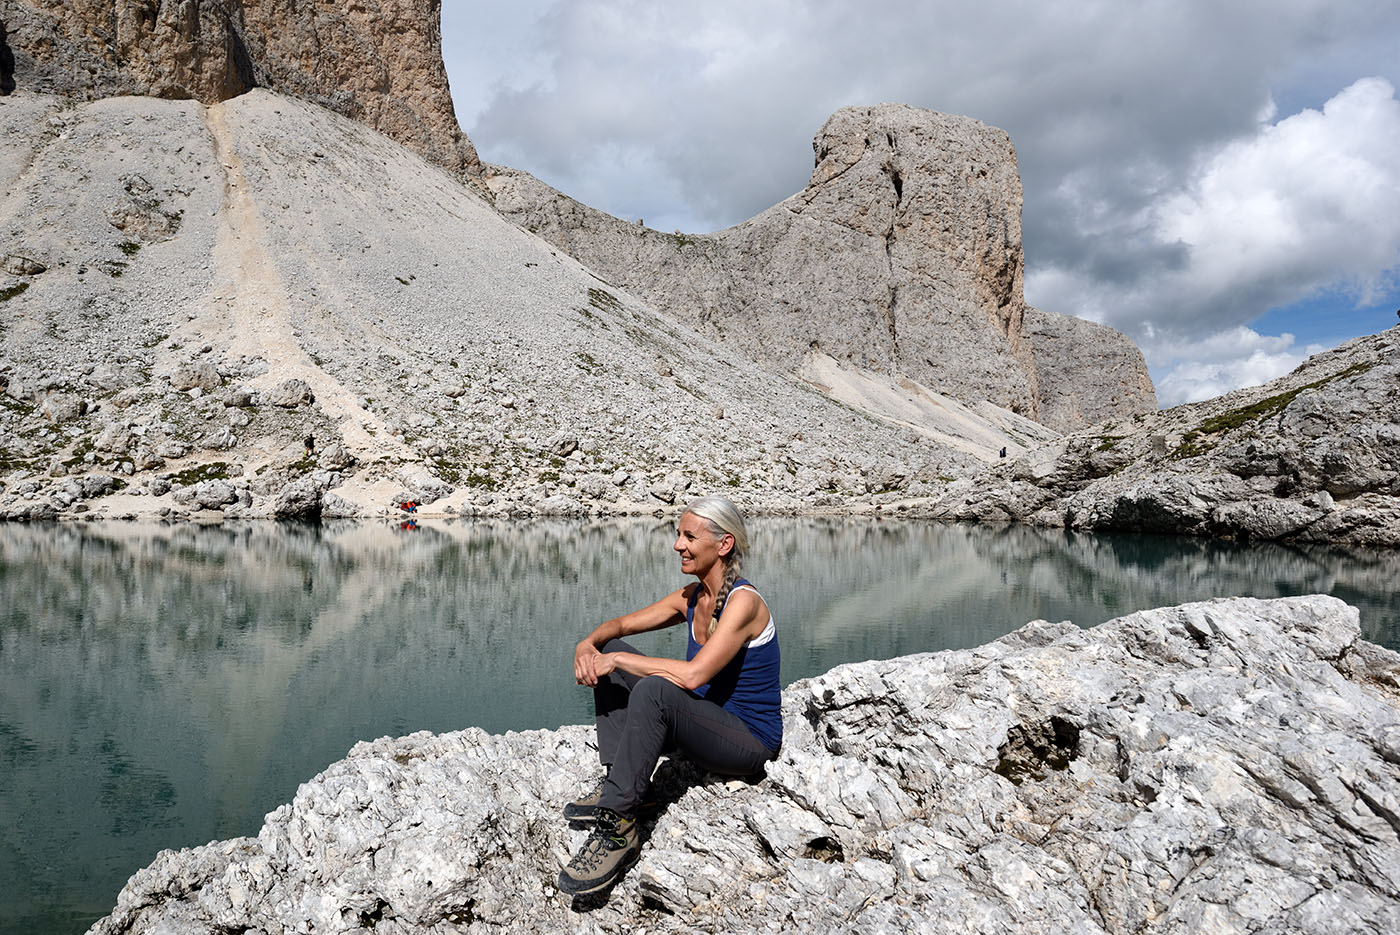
[559, 495, 782, 895]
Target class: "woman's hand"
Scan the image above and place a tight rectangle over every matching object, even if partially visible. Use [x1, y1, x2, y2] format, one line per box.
[575, 640, 622, 686]
[572, 587, 689, 686]
[574, 639, 602, 686]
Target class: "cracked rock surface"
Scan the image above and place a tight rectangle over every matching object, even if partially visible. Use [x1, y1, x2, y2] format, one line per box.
[91, 595, 1400, 934]
[930, 326, 1400, 546]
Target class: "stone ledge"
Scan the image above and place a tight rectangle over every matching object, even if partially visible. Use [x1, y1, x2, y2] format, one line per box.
[91, 595, 1400, 934]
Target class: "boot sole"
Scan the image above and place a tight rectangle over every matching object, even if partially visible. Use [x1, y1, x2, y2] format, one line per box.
[563, 801, 657, 825]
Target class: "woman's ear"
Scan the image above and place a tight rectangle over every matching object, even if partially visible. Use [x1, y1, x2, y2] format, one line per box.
[718, 533, 735, 558]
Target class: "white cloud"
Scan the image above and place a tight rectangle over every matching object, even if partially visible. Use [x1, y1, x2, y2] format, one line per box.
[1154, 78, 1400, 309]
[1027, 77, 1400, 344]
[1147, 327, 1328, 406]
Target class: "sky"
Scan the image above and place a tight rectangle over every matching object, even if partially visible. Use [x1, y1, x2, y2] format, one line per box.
[440, 1, 1400, 407]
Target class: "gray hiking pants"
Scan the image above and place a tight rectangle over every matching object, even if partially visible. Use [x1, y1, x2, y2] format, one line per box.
[593, 639, 776, 816]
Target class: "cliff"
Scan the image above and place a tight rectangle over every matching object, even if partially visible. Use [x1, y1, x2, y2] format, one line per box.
[930, 325, 1400, 546]
[487, 104, 1157, 432]
[0, 0, 478, 175]
[2, 90, 1040, 524]
[89, 595, 1400, 933]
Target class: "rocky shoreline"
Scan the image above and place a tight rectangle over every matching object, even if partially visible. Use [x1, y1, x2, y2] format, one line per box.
[6, 321, 1397, 542]
[89, 594, 1400, 934]
[923, 325, 1400, 547]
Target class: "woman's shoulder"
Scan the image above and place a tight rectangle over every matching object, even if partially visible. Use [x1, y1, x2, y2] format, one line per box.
[730, 578, 764, 602]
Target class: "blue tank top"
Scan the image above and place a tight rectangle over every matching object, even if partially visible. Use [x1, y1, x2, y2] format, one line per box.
[686, 578, 782, 752]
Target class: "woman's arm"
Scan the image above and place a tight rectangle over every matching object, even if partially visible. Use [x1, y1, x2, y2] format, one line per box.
[595, 588, 768, 691]
[573, 587, 690, 685]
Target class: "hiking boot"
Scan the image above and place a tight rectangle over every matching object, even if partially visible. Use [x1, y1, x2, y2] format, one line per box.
[557, 809, 639, 896]
[563, 777, 606, 823]
[563, 778, 655, 824]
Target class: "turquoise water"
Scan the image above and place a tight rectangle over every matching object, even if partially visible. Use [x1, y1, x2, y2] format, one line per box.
[2, 518, 1397, 935]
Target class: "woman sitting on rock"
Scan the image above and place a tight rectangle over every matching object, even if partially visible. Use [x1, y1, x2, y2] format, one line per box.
[560, 495, 782, 895]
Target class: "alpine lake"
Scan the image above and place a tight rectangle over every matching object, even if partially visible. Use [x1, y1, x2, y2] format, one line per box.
[3, 516, 1398, 935]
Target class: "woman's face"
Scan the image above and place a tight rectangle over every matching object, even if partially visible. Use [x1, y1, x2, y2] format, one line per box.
[673, 512, 732, 577]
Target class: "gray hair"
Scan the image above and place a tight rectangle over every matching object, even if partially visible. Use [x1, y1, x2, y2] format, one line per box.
[683, 495, 749, 636]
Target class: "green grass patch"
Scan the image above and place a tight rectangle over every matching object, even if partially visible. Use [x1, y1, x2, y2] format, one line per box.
[1, 282, 30, 301]
[167, 462, 233, 486]
[117, 241, 141, 257]
[60, 437, 98, 469]
[463, 471, 500, 490]
[578, 307, 611, 329]
[1171, 362, 1375, 460]
[0, 447, 34, 471]
[0, 394, 34, 414]
[1095, 436, 1122, 452]
[430, 451, 467, 484]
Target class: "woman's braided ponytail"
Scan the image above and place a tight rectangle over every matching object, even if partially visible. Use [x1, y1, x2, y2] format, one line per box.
[709, 555, 744, 637]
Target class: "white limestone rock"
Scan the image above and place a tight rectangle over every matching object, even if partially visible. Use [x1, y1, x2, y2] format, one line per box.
[167, 362, 221, 393]
[266, 378, 314, 408]
[89, 595, 1400, 934]
[271, 475, 326, 519]
[933, 326, 1400, 546]
[487, 104, 1156, 432]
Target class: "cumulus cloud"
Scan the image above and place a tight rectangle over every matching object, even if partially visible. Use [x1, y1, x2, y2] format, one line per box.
[1147, 327, 1327, 406]
[1037, 77, 1400, 334]
[1028, 76, 1400, 402]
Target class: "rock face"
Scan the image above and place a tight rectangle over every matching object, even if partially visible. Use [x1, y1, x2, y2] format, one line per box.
[487, 104, 1156, 431]
[1, 90, 1003, 523]
[931, 326, 1400, 546]
[1022, 306, 1160, 432]
[0, 0, 478, 175]
[89, 595, 1400, 934]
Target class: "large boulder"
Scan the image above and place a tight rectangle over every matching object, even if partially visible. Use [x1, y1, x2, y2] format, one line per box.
[89, 595, 1400, 934]
[265, 378, 313, 408]
[395, 468, 453, 505]
[167, 362, 222, 393]
[272, 475, 325, 519]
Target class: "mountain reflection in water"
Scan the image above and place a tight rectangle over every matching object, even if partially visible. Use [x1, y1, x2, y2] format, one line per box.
[1, 517, 1396, 935]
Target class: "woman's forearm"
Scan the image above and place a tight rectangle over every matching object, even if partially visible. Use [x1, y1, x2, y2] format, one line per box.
[607, 651, 702, 690]
[581, 616, 623, 649]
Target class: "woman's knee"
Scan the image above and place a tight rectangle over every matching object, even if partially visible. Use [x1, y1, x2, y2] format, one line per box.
[632, 674, 677, 705]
